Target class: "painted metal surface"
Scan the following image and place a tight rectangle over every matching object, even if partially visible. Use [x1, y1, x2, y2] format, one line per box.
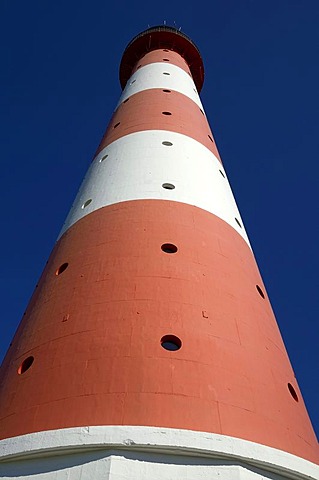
[130, 49, 193, 77]
[59, 131, 248, 243]
[119, 26, 204, 91]
[1, 27, 319, 480]
[117, 61, 204, 108]
[96, 87, 221, 161]
[1, 426, 319, 480]
[1, 201, 318, 463]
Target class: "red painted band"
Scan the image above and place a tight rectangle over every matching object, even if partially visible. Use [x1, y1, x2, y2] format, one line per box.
[95, 88, 221, 162]
[131, 50, 191, 77]
[1, 200, 318, 464]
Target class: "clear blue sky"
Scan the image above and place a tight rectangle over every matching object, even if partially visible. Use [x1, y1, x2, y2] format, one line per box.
[1, 1, 318, 437]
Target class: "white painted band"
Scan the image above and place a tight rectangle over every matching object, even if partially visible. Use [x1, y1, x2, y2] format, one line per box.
[117, 62, 204, 109]
[0, 426, 318, 479]
[58, 130, 250, 247]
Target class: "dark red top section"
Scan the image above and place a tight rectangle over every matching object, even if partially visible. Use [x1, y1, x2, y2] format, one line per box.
[120, 26, 204, 92]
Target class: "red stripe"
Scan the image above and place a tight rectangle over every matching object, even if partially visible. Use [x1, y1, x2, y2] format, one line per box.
[131, 49, 191, 76]
[95, 88, 221, 162]
[1, 200, 318, 464]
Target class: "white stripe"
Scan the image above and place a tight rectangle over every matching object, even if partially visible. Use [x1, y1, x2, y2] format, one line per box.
[58, 131, 250, 246]
[117, 62, 204, 110]
[0, 426, 318, 480]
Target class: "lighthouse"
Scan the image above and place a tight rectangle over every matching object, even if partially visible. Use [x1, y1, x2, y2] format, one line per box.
[0, 25, 318, 479]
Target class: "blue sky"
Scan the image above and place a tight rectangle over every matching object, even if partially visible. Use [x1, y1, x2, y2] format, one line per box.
[1, 1, 319, 436]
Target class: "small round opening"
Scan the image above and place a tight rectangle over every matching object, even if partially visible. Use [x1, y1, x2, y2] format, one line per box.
[208, 134, 214, 142]
[256, 285, 265, 299]
[235, 218, 242, 228]
[56, 262, 69, 276]
[163, 72, 170, 75]
[163, 89, 171, 93]
[100, 154, 108, 162]
[163, 58, 170, 61]
[219, 170, 225, 178]
[137, 65, 142, 69]
[123, 98, 130, 103]
[162, 141, 173, 146]
[82, 199, 92, 209]
[162, 111, 172, 115]
[162, 183, 175, 190]
[161, 243, 178, 254]
[288, 383, 299, 402]
[130, 79, 136, 85]
[163, 49, 169, 52]
[200, 108, 204, 115]
[161, 335, 182, 351]
[18, 356, 34, 374]
[114, 122, 121, 129]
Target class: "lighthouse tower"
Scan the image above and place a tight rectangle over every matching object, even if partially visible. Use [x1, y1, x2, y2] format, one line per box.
[0, 26, 318, 480]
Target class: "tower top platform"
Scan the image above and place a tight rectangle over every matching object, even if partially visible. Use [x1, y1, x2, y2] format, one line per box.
[119, 25, 204, 92]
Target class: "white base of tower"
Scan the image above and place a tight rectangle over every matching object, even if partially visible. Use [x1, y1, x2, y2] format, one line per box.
[0, 426, 318, 479]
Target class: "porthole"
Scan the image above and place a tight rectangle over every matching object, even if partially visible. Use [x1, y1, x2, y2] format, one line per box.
[114, 122, 120, 129]
[18, 356, 34, 374]
[288, 383, 299, 402]
[200, 108, 205, 115]
[208, 134, 214, 142]
[162, 183, 175, 190]
[162, 111, 172, 115]
[163, 49, 169, 52]
[56, 263, 69, 276]
[130, 79, 136, 85]
[123, 98, 130, 103]
[163, 72, 170, 75]
[235, 218, 242, 228]
[163, 89, 171, 93]
[82, 199, 92, 209]
[99, 154, 108, 162]
[256, 285, 265, 299]
[161, 243, 178, 254]
[136, 65, 142, 69]
[162, 141, 173, 146]
[161, 335, 182, 351]
[219, 170, 225, 178]
[163, 58, 170, 61]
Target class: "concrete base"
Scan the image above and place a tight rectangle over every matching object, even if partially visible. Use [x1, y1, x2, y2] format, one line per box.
[1, 426, 318, 479]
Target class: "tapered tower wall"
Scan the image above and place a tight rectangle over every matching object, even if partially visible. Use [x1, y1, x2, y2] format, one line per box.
[0, 26, 318, 480]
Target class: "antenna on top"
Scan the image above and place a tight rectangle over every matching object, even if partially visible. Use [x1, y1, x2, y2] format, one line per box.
[163, 20, 166, 25]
